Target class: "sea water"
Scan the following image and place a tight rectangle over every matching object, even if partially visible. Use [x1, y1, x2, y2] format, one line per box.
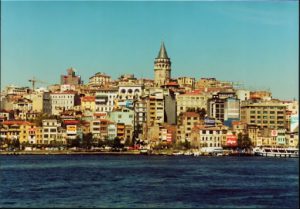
[0, 155, 298, 208]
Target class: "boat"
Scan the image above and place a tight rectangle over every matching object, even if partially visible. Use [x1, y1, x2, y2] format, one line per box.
[172, 151, 184, 156]
[139, 149, 149, 155]
[253, 147, 299, 158]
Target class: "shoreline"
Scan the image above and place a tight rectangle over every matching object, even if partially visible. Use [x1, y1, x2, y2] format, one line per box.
[0, 150, 255, 156]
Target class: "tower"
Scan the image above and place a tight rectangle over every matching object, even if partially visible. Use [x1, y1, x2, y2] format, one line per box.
[154, 42, 171, 87]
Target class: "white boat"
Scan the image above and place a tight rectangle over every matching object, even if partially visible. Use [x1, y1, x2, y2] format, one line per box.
[253, 147, 299, 158]
[172, 151, 184, 156]
[200, 147, 224, 156]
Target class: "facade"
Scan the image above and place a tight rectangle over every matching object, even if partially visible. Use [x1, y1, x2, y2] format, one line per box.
[208, 92, 240, 125]
[49, 92, 79, 115]
[154, 42, 171, 87]
[60, 68, 82, 85]
[42, 119, 62, 145]
[89, 72, 111, 86]
[177, 77, 195, 91]
[176, 90, 209, 116]
[190, 125, 225, 149]
[146, 90, 164, 126]
[118, 85, 143, 101]
[164, 94, 177, 125]
[107, 123, 117, 140]
[177, 112, 200, 143]
[95, 88, 118, 114]
[241, 101, 286, 130]
[109, 108, 134, 126]
[81, 96, 95, 112]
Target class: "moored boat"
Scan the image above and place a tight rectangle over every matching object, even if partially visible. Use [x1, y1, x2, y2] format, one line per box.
[253, 147, 299, 158]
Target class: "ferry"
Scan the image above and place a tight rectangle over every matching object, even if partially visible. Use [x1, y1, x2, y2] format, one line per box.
[253, 147, 299, 158]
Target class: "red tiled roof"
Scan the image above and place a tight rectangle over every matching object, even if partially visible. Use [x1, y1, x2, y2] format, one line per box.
[182, 112, 200, 117]
[1, 120, 32, 126]
[81, 96, 95, 102]
[63, 120, 80, 125]
[166, 82, 179, 86]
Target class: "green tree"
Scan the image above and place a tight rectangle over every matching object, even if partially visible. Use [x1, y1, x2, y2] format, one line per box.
[81, 133, 93, 150]
[113, 137, 124, 149]
[238, 133, 252, 149]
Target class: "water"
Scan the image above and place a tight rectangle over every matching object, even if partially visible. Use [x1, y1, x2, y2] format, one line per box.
[0, 155, 299, 208]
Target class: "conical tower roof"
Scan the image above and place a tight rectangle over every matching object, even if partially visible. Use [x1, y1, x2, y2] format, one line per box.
[156, 42, 169, 59]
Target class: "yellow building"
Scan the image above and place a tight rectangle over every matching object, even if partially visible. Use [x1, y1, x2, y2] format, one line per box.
[241, 101, 286, 130]
[176, 90, 209, 116]
[81, 96, 95, 112]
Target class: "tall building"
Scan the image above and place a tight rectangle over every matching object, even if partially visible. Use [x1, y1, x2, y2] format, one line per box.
[154, 42, 171, 87]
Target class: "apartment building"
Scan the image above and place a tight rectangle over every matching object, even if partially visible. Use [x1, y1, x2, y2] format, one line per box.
[95, 88, 118, 114]
[241, 101, 286, 129]
[190, 125, 225, 149]
[146, 91, 164, 126]
[81, 96, 95, 112]
[44, 92, 79, 115]
[177, 112, 200, 143]
[89, 72, 111, 86]
[207, 92, 240, 126]
[176, 90, 208, 116]
[42, 119, 62, 144]
[177, 77, 195, 91]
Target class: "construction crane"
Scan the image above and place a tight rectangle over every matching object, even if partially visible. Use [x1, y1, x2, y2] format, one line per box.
[28, 77, 49, 90]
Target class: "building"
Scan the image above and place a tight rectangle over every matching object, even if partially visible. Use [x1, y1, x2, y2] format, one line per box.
[60, 68, 82, 85]
[107, 123, 117, 140]
[164, 93, 177, 125]
[81, 96, 95, 112]
[63, 120, 80, 140]
[176, 90, 209, 116]
[42, 119, 63, 145]
[89, 72, 111, 86]
[177, 77, 195, 91]
[190, 125, 226, 149]
[95, 88, 118, 114]
[241, 100, 286, 130]
[207, 92, 240, 126]
[109, 107, 134, 126]
[154, 42, 171, 87]
[117, 84, 143, 101]
[177, 112, 200, 143]
[250, 91, 272, 101]
[146, 90, 164, 126]
[44, 92, 80, 115]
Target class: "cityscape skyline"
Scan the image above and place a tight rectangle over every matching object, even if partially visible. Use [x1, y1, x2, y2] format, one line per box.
[1, 1, 298, 100]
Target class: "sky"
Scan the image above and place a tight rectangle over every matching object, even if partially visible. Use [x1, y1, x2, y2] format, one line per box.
[1, 1, 298, 100]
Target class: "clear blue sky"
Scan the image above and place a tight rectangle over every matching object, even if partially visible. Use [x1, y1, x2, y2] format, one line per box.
[1, 1, 298, 100]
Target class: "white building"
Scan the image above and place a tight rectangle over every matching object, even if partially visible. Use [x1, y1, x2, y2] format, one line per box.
[118, 85, 143, 101]
[46, 92, 78, 115]
[42, 119, 62, 144]
[95, 88, 118, 114]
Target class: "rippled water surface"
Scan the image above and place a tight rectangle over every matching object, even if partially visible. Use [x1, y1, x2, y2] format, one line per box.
[0, 155, 299, 208]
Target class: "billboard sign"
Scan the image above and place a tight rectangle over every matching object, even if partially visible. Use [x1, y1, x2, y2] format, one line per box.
[67, 125, 77, 134]
[204, 117, 215, 126]
[226, 135, 237, 147]
[270, 130, 278, 137]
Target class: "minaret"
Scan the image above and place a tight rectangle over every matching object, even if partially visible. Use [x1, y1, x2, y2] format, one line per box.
[154, 42, 171, 87]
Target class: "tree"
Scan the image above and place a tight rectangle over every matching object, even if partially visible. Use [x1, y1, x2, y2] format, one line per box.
[113, 137, 124, 149]
[238, 133, 252, 149]
[81, 133, 93, 150]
